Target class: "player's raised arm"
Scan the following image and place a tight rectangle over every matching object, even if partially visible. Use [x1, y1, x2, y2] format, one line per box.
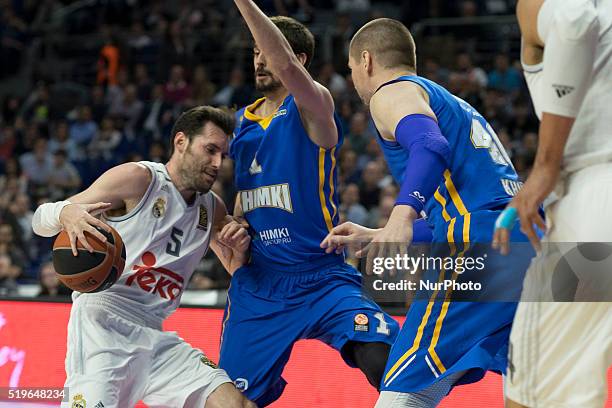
[234, 0, 337, 148]
[209, 193, 251, 275]
[32, 162, 151, 255]
[351, 83, 449, 271]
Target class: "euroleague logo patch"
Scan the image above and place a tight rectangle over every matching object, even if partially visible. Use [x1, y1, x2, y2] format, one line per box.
[234, 378, 249, 392]
[354, 313, 369, 332]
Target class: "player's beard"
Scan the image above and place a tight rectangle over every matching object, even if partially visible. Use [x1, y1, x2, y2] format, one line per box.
[180, 150, 216, 194]
[255, 73, 283, 93]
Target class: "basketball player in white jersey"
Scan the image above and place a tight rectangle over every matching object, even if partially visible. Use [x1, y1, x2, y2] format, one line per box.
[494, 1, 612, 406]
[32, 106, 256, 408]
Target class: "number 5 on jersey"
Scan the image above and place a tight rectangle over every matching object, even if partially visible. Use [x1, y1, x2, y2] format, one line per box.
[166, 227, 184, 257]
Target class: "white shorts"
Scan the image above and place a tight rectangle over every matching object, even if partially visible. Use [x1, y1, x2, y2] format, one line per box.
[506, 164, 612, 408]
[61, 295, 231, 408]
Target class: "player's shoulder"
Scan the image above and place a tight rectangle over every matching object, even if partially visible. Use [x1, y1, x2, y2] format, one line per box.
[105, 162, 153, 193]
[553, 0, 599, 41]
[371, 80, 426, 108]
[370, 80, 433, 135]
[122, 161, 154, 182]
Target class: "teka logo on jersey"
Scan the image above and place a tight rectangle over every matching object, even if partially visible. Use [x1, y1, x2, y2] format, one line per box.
[126, 252, 184, 300]
[240, 183, 293, 213]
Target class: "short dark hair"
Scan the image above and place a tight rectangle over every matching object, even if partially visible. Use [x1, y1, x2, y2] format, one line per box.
[169, 106, 235, 156]
[350, 18, 417, 71]
[270, 16, 315, 69]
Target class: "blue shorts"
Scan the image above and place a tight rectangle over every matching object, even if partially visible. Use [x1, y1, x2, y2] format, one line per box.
[381, 210, 535, 394]
[219, 257, 399, 406]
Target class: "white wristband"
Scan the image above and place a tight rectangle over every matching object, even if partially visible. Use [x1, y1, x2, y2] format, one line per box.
[31, 200, 72, 237]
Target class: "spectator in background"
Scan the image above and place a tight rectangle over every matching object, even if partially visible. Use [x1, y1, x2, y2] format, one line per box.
[88, 117, 122, 164]
[189, 65, 216, 106]
[0, 126, 17, 161]
[368, 195, 396, 228]
[0, 157, 27, 196]
[108, 84, 143, 136]
[105, 68, 130, 112]
[97, 34, 120, 87]
[317, 62, 347, 99]
[21, 82, 52, 124]
[90, 85, 109, 123]
[338, 149, 361, 185]
[1, 95, 21, 125]
[69, 106, 98, 160]
[212, 67, 254, 108]
[164, 65, 191, 105]
[331, 13, 355, 74]
[127, 20, 153, 52]
[48, 120, 78, 160]
[159, 21, 190, 79]
[423, 58, 450, 86]
[19, 137, 52, 189]
[148, 141, 167, 163]
[339, 183, 369, 225]
[359, 161, 385, 210]
[8, 194, 34, 252]
[346, 111, 370, 156]
[140, 84, 174, 140]
[455, 53, 488, 89]
[37, 261, 72, 298]
[357, 138, 383, 170]
[336, 0, 370, 13]
[0, 5, 27, 79]
[488, 54, 522, 94]
[273, 0, 313, 22]
[48, 150, 81, 200]
[0, 254, 19, 296]
[14, 122, 41, 157]
[134, 64, 153, 101]
[0, 223, 27, 279]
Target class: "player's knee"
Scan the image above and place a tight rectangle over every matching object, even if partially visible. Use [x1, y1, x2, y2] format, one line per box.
[344, 341, 391, 390]
[205, 382, 253, 408]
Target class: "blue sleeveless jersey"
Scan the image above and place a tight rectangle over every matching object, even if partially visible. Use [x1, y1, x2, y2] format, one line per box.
[376, 75, 522, 239]
[231, 95, 344, 266]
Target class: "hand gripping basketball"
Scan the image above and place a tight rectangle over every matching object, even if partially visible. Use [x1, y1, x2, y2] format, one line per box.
[59, 202, 113, 256]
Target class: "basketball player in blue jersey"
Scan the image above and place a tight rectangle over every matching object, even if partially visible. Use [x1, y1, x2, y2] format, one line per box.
[218, 1, 401, 406]
[322, 18, 535, 407]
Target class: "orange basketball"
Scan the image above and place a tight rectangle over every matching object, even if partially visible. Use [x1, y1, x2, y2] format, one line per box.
[52, 226, 126, 293]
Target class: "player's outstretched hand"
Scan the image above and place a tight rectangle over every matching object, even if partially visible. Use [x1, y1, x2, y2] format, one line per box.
[493, 165, 551, 254]
[320, 222, 378, 255]
[218, 215, 251, 252]
[59, 202, 113, 256]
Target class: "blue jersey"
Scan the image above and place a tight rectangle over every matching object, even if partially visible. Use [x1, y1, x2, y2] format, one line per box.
[230, 95, 343, 266]
[376, 75, 522, 240]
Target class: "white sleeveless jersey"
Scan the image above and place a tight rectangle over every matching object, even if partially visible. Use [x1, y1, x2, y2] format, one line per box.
[563, 0, 612, 173]
[73, 161, 215, 324]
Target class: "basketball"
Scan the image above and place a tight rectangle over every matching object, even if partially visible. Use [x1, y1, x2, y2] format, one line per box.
[52, 226, 126, 293]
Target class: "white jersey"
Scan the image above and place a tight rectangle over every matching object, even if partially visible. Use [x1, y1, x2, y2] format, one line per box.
[524, 0, 612, 174]
[72, 161, 215, 325]
[562, 0, 612, 173]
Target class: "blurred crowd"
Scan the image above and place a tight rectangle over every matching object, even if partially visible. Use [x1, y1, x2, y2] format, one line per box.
[0, 0, 537, 299]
